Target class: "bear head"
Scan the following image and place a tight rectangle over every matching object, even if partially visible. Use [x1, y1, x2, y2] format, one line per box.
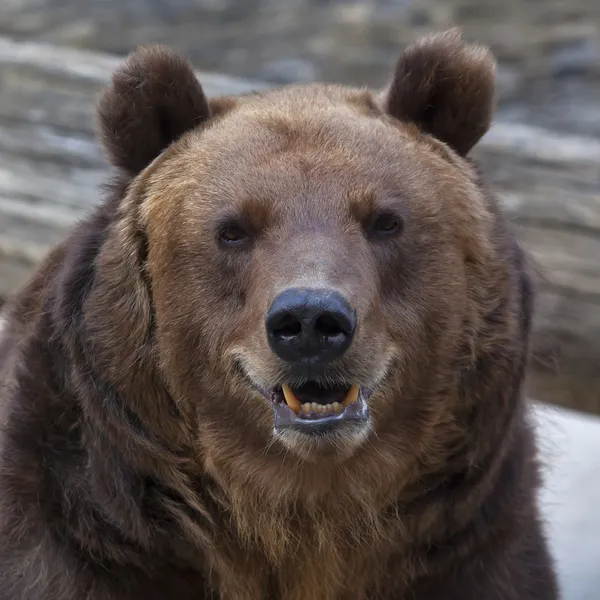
[79, 31, 526, 496]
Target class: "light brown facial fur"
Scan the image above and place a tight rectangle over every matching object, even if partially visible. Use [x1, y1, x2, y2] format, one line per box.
[0, 31, 558, 600]
[147, 92, 496, 457]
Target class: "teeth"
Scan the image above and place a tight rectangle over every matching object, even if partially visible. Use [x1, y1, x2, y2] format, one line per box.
[281, 384, 302, 414]
[280, 385, 360, 419]
[342, 384, 360, 407]
[298, 401, 345, 418]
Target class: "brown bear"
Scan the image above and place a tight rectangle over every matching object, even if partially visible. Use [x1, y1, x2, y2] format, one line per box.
[0, 29, 559, 600]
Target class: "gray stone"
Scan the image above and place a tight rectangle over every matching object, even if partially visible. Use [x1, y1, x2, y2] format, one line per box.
[1, 0, 599, 136]
[495, 64, 523, 101]
[551, 38, 600, 78]
[262, 57, 317, 83]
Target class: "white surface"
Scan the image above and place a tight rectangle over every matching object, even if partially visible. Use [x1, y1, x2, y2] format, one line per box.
[535, 403, 600, 600]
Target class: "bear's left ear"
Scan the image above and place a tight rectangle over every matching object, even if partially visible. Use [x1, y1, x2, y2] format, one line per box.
[97, 45, 210, 175]
[380, 29, 496, 156]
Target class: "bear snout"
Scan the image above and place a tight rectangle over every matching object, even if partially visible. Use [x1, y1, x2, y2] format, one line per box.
[265, 287, 357, 367]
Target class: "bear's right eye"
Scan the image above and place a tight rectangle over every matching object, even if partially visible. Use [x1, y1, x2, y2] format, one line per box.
[218, 221, 252, 249]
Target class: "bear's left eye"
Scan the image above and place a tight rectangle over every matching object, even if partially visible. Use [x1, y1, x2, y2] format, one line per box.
[218, 222, 252, 248]
[369, 213, 404, 239]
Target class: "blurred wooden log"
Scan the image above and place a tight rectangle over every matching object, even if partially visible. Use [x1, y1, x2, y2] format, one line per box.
[0, 36, 599, 409]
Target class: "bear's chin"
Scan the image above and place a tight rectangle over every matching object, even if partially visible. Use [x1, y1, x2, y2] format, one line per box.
[273, 416, 373, 460]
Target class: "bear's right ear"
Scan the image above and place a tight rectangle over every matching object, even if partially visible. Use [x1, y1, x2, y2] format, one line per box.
[97, 46, 210, 175]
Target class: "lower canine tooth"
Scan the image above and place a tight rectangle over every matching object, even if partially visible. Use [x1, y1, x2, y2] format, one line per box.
[281, 385, 302, 414]
[342, 385, 360, 407]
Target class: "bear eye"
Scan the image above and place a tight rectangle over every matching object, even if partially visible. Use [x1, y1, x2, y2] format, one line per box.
[218, 221, 252, 248]
[370, 213, 403, 239]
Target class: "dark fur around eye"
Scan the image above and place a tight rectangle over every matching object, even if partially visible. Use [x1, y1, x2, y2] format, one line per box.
[367, 213, 404, 240]
[217, 220, 254, 249]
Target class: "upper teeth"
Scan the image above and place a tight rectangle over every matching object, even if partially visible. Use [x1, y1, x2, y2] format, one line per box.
[343, 384, 359, 407]
[280, 384, 360, 417]
[281, 384, 302, 413]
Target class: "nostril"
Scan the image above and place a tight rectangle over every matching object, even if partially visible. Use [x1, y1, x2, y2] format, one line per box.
[266, 288, 356, 364]
[315, 314, 346, 338]
[272, 314, 302, 338]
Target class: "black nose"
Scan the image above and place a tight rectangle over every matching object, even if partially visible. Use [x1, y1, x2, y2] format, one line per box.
[266, 288, 357, 365]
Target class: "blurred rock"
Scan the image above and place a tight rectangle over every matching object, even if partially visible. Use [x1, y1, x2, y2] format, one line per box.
[262, 57, 317, 83]
[551, 38, 600, 77]
[2, 0, 599, 138]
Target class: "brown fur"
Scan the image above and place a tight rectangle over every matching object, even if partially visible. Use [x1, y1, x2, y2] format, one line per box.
[0, 31, 559, 599]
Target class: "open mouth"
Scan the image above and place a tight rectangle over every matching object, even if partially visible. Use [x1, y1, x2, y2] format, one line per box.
[267, 381, 370, 429]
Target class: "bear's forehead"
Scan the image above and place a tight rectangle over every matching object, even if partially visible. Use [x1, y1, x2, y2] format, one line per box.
[171, 124, 435, 210]
[172, 87, 443, 188]
[144, 85, 476, 225]
[204, 86, 414, 154]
